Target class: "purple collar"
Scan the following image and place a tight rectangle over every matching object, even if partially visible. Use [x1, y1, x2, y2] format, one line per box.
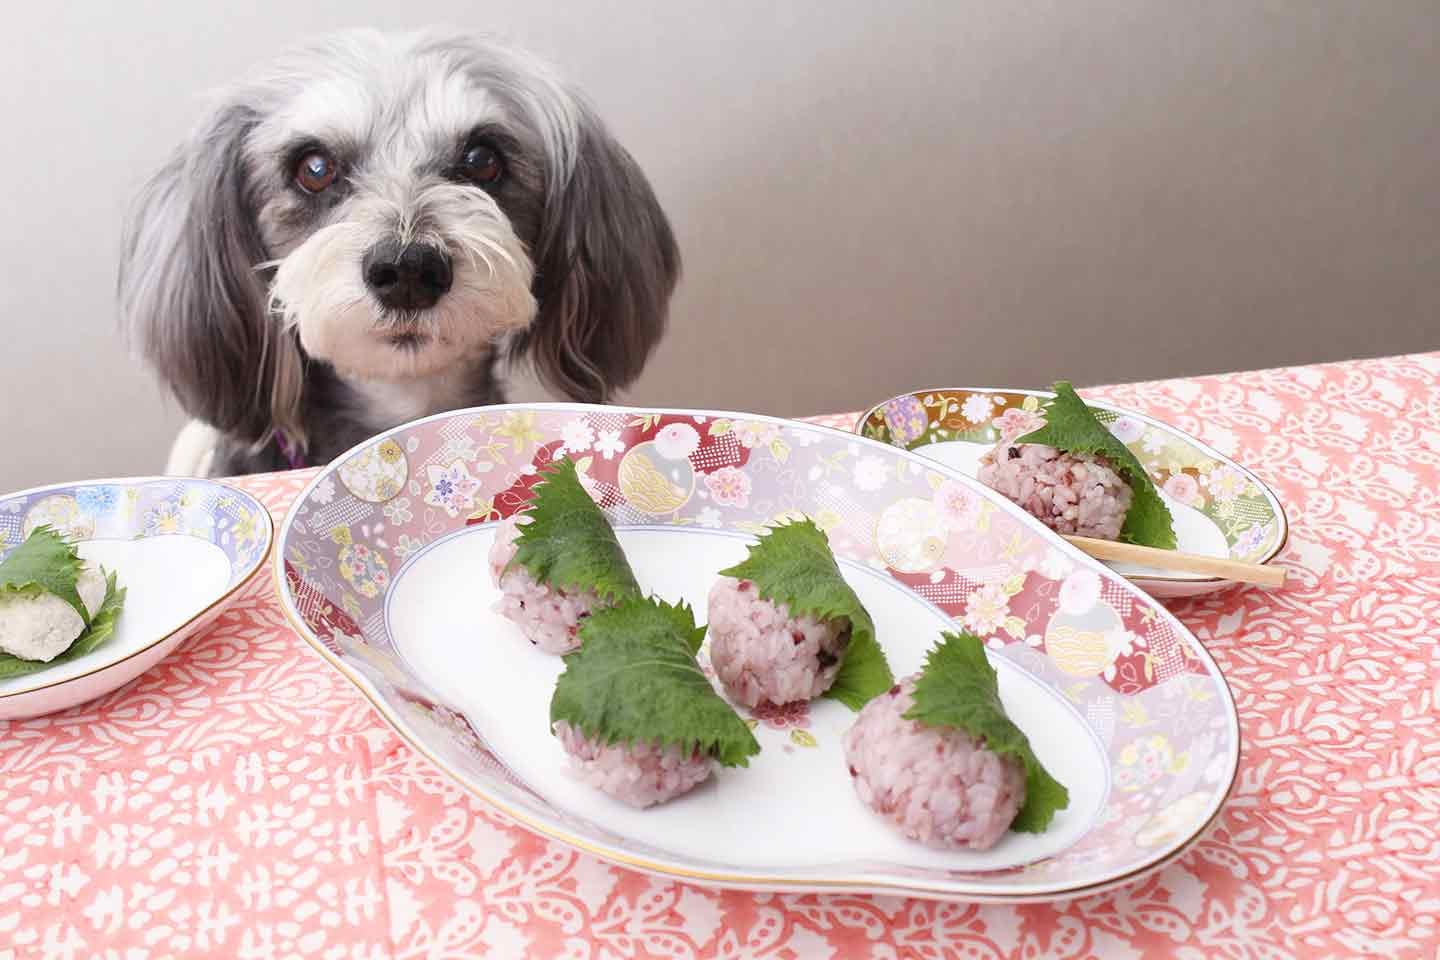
[273, 430, 307, 470]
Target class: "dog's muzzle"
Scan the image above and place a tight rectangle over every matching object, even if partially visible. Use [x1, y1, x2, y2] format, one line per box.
[362, 239, 453, 311]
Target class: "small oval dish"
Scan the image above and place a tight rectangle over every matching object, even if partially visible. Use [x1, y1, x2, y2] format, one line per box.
[858, 389, 1287, 598]
[0, 477, 273, 719]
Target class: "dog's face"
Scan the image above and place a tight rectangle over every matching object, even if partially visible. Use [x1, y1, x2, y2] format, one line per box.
[256, 38, 547, 380]
[120, 30, 679, 447]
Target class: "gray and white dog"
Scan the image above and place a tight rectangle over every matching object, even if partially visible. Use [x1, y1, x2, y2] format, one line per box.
[119, 29, 679, 476]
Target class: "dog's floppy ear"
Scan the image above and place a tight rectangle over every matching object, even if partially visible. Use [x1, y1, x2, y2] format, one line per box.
[118, 102, 304, 447]
[518, 101, 681, 403]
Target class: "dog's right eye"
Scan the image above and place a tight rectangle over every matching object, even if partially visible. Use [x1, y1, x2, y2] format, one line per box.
[460, 142, 504, 187]
[295, 151, 339, 193]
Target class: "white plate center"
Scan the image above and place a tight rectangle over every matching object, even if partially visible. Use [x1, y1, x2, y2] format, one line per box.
[388, 526, 1109, 874]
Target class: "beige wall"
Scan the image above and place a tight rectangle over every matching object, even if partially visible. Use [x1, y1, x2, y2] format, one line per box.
[1, 2, 1436, 491]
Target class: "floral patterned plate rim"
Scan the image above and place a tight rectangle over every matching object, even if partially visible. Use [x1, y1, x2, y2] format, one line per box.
[0, 476, 274, 709]
[274, 403, 1240, 901]
[857, 388, 1288, 592]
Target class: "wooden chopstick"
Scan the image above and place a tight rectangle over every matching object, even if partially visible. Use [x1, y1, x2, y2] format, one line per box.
[1063, 535, 1287, 588]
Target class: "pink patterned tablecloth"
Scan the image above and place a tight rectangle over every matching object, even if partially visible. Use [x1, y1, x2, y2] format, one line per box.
[3, 353, 1438, 960]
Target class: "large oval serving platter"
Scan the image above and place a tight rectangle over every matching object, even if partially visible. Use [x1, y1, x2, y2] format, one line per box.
[0, 477, 273, 719]
[275, 405, 1239, 901]
[859, 388, 1288, 598]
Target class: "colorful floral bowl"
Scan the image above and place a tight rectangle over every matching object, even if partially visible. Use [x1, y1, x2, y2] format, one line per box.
[274, 404, 1240, 901]
[858, 389, 1288, 597]
[0, 477, 273, 719]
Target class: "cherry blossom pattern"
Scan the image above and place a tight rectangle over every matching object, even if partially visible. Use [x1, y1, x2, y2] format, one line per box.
[993, 406, 1045, 443]
[704, 466, 752, 508]
[881, 393, 928, 445]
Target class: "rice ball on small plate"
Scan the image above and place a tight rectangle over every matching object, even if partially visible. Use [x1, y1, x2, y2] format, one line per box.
[706, 576, 851, 708]
[843, 678, 1026, 850]
[552, 720, 714, 808]
[978, 442, 1133, 541]
[0, 564, 108, 663]
[488, 514, 601, 655]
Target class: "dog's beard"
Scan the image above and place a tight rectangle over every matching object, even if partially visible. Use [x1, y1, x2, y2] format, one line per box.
[269, 184, 537, 381]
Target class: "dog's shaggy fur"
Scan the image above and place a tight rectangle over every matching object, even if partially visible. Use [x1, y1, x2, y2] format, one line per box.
[120, 29, 679, 475]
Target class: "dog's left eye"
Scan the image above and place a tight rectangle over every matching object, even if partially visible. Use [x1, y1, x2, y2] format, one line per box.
[460, 143, 504, 186]
[295, 151, 339, 193]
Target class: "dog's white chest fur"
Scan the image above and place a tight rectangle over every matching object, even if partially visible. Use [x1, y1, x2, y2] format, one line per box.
[356, 374, 478, 428]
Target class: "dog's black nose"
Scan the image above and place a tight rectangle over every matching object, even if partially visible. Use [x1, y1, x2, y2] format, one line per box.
[363, 240, 453, 311]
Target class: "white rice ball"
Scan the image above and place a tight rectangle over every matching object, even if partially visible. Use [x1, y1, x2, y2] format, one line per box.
[0, 565, 108, 663]
[552, 720, 713, 808]
[706, 576, 850, 708]
[488, 514, 601, 655]
[978, 442, 1132, 541]
[843, 678, 1026, 851]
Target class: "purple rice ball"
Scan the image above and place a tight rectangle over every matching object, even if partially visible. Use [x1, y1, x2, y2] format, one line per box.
[488, 514, 600, 655]
[552, 720, 713, 808]
[843, 678, 1026, 851]
[977, 442, 1133, 541]
[706, 576, 851, 708]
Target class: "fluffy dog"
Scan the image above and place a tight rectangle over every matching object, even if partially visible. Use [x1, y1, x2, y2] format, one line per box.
[119, 29, 679, 475]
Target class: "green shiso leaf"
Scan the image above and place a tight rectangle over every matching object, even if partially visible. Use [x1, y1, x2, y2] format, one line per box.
[61, 572, 125, 659]
[505, 457, 641, 602]
[718, 518, 893, 710]
[904, 631, 1070, 833]
[1015, 381, 1177, 549]
[0, 526, 89, 624]
[550, 597, 760, 768]
[0, 571, 127, 679]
